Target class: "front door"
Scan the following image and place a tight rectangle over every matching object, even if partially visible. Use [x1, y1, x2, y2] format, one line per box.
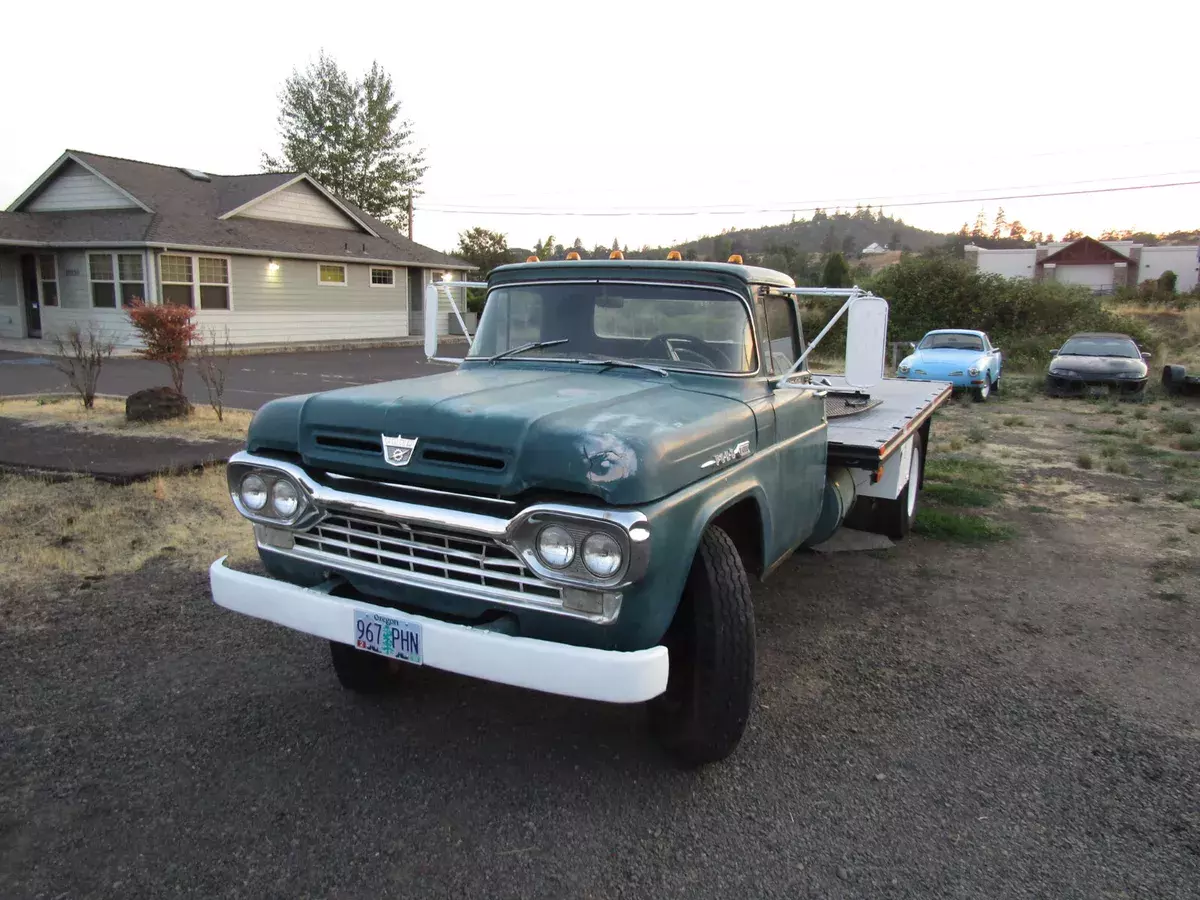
[407, 268, 424, 335]
[19, 254, 41, 338]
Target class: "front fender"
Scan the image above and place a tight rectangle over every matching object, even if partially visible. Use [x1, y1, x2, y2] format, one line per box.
[619, 460, 773, 648]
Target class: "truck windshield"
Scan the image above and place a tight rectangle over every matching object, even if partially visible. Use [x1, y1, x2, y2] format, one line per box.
[467, 282, 757, 374]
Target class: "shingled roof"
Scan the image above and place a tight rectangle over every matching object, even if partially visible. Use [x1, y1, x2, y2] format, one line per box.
[0, 150, 471, 270]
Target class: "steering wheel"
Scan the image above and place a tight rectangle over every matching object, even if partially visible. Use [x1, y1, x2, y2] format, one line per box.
[641, 333, 721, 368]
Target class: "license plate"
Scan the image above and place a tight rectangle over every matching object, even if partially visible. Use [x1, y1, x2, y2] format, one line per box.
[353, 610, 423, 665]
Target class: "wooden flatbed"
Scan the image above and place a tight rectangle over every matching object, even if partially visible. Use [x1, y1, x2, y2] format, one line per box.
[815, 374, 953, 472]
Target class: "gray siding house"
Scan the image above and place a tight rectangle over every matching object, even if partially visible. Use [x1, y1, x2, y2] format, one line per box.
[0, 150, 472, 346]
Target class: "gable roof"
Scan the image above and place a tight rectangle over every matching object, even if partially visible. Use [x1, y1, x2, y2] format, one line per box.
[1040, 236, 1131, 266]
[1, 150, 469, 270]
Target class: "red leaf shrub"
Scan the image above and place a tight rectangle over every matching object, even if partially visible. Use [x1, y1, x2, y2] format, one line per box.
[126, 300, 198, 396]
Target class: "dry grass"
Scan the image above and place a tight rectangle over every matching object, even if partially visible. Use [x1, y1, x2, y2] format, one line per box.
[0, 468, 256, 590]
[1112, 303, 1200, 369]
[0, 396, 251, 442]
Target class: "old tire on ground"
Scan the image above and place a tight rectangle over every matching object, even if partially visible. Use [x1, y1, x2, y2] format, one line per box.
[872, 432, 925, 540]
[1162, 364, 1188, 396]
[649, 525, 755, 767]
[329, 641, 396, 694]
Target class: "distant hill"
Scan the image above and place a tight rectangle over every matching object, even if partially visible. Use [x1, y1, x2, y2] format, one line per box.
[671, 211, 949, 261]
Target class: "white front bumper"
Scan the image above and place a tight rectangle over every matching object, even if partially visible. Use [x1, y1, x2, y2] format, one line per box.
[209, 558, 669, 704]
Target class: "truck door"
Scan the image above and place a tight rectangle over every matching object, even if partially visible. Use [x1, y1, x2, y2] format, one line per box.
[762, 291, 826, 560]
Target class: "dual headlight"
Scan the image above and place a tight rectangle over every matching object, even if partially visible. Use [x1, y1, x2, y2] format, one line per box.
[232, 468, 309, 524]
[536, 525, 623, 578]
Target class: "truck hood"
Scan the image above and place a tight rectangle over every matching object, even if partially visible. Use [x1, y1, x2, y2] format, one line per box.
[249, 367, 758, 505]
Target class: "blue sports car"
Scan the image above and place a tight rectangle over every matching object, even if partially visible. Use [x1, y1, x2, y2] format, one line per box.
[895, 329, 1003, 402]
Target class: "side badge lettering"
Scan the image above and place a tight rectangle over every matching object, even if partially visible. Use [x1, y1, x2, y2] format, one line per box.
[701, 440, 752, 470]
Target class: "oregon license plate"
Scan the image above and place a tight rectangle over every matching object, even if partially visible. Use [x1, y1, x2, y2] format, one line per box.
[353, 610, 423, 665]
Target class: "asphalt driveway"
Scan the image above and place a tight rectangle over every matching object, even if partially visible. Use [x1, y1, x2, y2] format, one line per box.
[0, 344, 459, 410]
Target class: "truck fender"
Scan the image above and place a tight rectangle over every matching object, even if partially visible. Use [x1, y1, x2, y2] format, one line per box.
[682, 481, 773, 583]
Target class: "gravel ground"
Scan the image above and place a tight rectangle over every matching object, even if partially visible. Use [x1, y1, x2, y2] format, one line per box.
[2, 501, 1198, 898]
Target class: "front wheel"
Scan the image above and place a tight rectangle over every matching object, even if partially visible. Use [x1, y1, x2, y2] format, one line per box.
[972, 374, 991, 402]
[330, 640, 398, 694]
[648, 525, 755, 767]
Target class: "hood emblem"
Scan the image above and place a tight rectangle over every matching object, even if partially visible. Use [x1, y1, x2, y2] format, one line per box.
[701, 440, 751, 470]
[381, 434, 418, 467]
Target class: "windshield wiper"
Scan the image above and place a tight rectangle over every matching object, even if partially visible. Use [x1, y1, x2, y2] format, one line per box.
[575, 358, 670, 377]
[488, 338, 569, 364]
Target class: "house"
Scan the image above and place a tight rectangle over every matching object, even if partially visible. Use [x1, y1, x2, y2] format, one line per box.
[0, 150, 472, 346]
[965, 236, 1199, 294]
[861, 242, 889, 255]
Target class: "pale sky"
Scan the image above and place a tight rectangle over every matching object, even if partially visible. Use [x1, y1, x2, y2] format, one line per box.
[3, 0, 1198, 254]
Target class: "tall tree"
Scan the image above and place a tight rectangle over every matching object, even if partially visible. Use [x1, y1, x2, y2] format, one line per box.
[456, 228, 512, 276]
[532, 235, 557, 259]
[991, 207, 1008, 240]
[1007, 220, 1028, 242]
[1063, 229, 1084, 241]
[971, 208, 988, 239]
[821, 252, 850, 288]
[262, 52, 426, 231]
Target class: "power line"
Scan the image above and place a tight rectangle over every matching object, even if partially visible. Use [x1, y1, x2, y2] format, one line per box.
[421, 169, 1200, 212]
[416, 178, 1200, 218]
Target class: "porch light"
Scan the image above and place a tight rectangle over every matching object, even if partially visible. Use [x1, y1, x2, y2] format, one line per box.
[267, 259, 280, 272]
[441, 271, 454, 281]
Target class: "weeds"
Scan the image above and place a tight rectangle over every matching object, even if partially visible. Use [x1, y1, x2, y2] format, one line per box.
[1077, 452, 1094, 470]
[1178, 435, 1200, 452]
[914, 508, 1016, 543]
[1161, 415, 1195, 435]
[1106, 459, 1132, 475]
[923, 482, 999, 508]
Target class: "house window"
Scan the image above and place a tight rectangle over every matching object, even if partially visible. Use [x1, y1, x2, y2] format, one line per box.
[319, 263, 347, 285]
[160, 254, 194, 306]
[370, 267, 395, 287]
[159, 254, 232, 309]
[118, 253, 145, 306]
[88, 253, 117, 308]
[38, 255, 58, 307]
[198, 257, 230, 310]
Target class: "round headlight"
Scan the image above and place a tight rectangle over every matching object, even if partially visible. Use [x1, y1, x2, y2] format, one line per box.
[271, 479, 300, 518]
[968, 366, 981, 376]
[581, 532, 622, 578]
[240, 473, 268, 511]
[536, 525, 575, 569]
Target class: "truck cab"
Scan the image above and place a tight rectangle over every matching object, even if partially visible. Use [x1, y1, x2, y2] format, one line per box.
[211, 258, 950, 765]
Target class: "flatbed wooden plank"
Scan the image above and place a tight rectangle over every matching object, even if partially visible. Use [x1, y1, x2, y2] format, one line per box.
[815, 374, 952, 457]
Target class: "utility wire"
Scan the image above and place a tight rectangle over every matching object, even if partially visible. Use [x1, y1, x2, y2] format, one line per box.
[416, 179, 1200, 218]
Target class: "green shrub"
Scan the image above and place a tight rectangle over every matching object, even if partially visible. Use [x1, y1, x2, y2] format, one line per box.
[869, 255, 1150, 371]
[1077, 452, 1094, 470]
[1179, 435, 1200, 452]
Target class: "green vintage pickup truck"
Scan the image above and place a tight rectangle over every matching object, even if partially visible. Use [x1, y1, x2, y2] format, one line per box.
[210, 257, 950, 765]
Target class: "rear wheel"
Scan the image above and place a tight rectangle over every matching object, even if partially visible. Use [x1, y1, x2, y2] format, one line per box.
[649, 525, 755, 767]
[871, 432, 924, 540]
[330, 641, 397, 694]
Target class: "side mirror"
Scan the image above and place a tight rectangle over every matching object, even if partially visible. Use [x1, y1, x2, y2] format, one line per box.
[845, 295, 889, 388]
[423, 283, 440, 359]
[1050, 348, 1059, 357]
[1141, 351, 1152, 362]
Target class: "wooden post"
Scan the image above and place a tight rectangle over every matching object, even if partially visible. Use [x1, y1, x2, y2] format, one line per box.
[406, 194, 414, 240]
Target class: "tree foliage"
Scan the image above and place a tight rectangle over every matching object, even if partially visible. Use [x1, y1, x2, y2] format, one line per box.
[262, 52, 426, 231]
[127, 301, 198, 396]
[456, 228, 512, 275]
[821, 252, 851, 288]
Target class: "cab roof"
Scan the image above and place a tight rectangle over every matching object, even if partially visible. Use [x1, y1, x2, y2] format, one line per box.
[488, 258, 796, 289]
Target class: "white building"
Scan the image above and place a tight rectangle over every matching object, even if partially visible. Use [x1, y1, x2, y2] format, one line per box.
[965, 236, 1199, 294]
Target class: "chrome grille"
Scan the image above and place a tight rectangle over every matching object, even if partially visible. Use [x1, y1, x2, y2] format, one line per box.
[292, 511, 563, 606]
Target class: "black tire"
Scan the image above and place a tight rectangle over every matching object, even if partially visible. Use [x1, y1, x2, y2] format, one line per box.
[1162, 365, 1187, 396]
[991, 374, 1001, 396]
[871, 432, 924, 540]
[972, 373, 991, 403]
[649, 525, 755, 767]
[329, 640, 397, 694]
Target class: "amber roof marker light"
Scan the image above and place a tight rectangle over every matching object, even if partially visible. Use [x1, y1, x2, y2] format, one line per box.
[610, 250, 624, 259]
[727, 254, 744, 264]
[526, 255, 540, 262]
[666, 250, 682, 260]
[565, 251, 581, 260]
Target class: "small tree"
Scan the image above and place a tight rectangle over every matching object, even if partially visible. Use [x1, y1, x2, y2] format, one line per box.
[821, 252, 851, 288]
[1159, 270, 1178, 294]
[126, 300, 198, 396]
[51, 324, 115, 409]
[194, 326, 235, 421]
